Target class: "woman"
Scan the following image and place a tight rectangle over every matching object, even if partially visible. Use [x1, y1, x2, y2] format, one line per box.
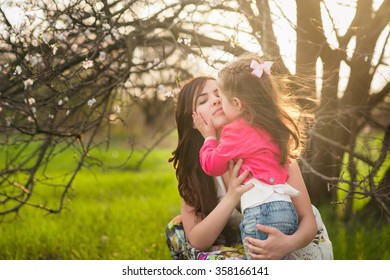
[165, 76, 333, 260]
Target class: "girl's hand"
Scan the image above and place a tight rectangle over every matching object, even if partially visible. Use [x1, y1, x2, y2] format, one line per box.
[244, 225, 294, 260]
[192, 111, 216, 139]
[225, 159, 254, 203]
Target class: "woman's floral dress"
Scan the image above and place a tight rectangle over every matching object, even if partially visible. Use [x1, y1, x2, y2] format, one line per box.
[165, 206, 333, 260]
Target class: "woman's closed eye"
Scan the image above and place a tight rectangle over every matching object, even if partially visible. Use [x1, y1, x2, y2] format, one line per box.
[198, 99, 207, 105]
[197, 95, 208, 106]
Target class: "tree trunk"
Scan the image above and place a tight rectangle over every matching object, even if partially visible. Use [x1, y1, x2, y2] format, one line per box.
[296, 0, 340, 204]
[295, 0, 390, 205]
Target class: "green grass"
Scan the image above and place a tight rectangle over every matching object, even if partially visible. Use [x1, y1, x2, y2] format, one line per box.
[0, 146, 389, 260]
[328, 129, 390, 259]
[317, 205, 390, 260]
[0, 147, 181, 260]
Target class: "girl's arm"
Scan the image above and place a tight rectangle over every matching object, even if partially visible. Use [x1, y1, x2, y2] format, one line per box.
[244, 160, 317, 259]
[193, 112, 244, 177]
[199, 138, 231, 176]
[181, 160, 253, 250]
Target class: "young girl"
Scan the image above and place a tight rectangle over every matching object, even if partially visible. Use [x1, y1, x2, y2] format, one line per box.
[192, 53, 307, 259]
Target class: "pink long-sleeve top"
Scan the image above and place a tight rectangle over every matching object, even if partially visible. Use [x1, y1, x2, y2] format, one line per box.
[199, 118, 289, 185]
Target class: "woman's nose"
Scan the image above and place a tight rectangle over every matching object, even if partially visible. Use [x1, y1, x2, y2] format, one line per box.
[213, 98, 221, 106]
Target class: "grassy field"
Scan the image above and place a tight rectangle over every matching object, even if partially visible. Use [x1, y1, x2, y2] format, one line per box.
[0, 146, 180, 260]
[0, 146, 389, 260]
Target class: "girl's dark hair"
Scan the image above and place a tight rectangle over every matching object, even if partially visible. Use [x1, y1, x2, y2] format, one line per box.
[169, 77, 218, 218]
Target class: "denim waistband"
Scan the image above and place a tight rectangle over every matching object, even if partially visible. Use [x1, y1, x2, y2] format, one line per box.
[241, 178, 300, 213]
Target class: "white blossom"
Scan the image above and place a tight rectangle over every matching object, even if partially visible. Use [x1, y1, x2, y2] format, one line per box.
[87, 98, 97, 107]
[30, 54, 42, 67]
[24, 79, 34, 89]
[113, 105, 121, 114]
[15, 66, 22, 75]
[124, 80, 132, 88]
[164, 91, 175, 98]
[185, 38, 192, 45]
[104, 34, 114, 45]
[58, 99, 63, 106]
[27, 116, 34, 123]
[112, 31, 121, 40]
[178, 38, 192, 46]
[51, 44, 58, 55]
[28, 98, 35, 105]
[64, 96, 69, 102]
[98, 51, 106, 62]
[25, 97, 36, 105]
[48, 114, 54, 119]
[66, 110, 70, 116]
[82, 59, 94, 69]
[102, 23, 110, 31]
[56, 32, 67, 41]
[95, 2, 104, 11]
[158, 84, 165, 92]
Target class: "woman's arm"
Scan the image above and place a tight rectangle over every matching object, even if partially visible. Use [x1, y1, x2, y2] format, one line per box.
[244, 160, 317, 259]
[181, 160, 253, 251]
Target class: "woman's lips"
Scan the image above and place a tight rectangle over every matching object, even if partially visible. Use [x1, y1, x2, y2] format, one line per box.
[214, 108, 224, 115]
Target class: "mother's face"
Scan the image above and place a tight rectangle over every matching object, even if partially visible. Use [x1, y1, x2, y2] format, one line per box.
[193, 79, 228, 132]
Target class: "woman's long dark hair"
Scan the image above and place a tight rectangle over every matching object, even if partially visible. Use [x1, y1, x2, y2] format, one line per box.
[169, 77, 218, 219]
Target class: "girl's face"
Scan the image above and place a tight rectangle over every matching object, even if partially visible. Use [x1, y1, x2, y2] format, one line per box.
[219, 90, 242, 122]
[194, 79, 228, 131]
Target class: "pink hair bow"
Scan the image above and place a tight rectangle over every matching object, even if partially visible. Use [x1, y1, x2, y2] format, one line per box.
[250, 60, 273, 78]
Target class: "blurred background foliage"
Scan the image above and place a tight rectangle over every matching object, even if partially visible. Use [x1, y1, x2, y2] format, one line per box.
[0, 0, 389, 259]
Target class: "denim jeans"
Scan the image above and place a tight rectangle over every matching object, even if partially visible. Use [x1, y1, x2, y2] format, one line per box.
[240, 200, 298, 259]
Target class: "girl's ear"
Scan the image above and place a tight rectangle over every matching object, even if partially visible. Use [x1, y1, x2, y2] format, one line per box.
[232, 97, 243, 111]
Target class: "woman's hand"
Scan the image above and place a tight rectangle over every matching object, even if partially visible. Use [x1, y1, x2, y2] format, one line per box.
[181, 159, 253, 251]
[225, 159, 254, 204]
[243, 160, 318, 260]
[244, 225, 294, 260]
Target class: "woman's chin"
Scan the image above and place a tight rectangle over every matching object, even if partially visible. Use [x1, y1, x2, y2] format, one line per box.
[212, 116, 228, 129]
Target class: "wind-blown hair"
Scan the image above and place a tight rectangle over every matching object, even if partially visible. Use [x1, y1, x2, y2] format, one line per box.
[218, 53, 303, 166]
